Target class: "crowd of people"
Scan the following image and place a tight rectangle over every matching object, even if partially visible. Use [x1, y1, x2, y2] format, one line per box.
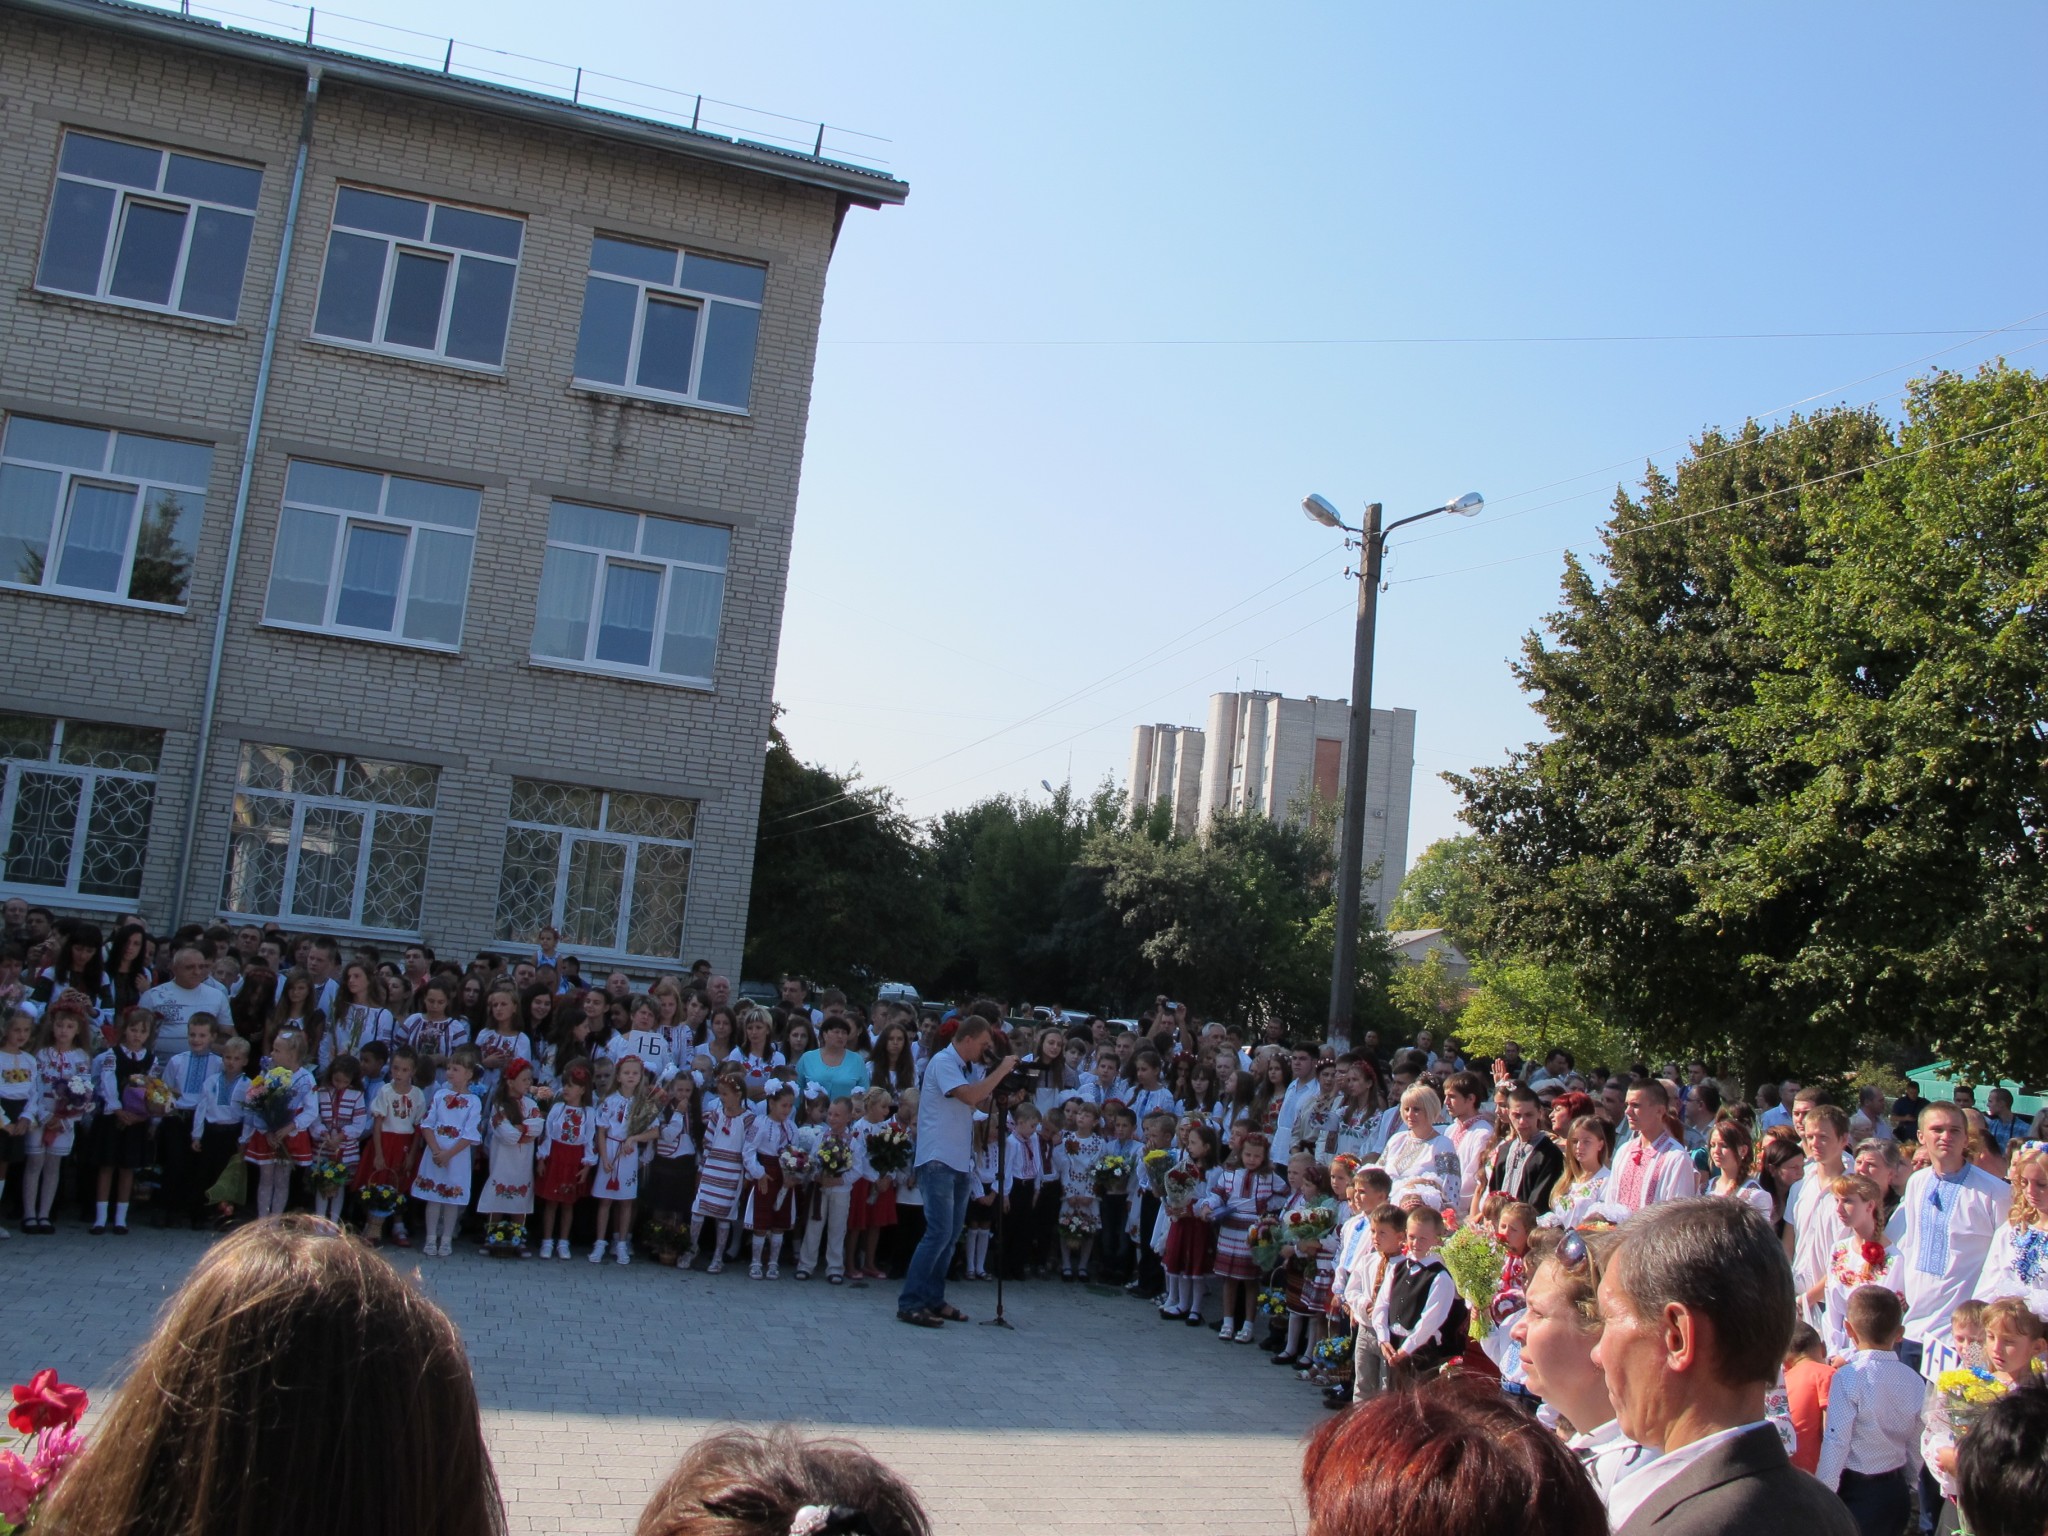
[4, 903, 2047, 1536]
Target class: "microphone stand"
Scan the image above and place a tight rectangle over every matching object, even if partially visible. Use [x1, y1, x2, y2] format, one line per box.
[983, 1087, 1017, 1331]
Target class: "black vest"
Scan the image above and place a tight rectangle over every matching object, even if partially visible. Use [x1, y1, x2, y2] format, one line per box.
[1387, 1256, 1468, 1375]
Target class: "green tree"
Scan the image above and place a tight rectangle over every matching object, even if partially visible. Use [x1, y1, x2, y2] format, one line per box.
[1387, 835, 1489, 953]
[1386, 948, 1468, 1038]
[743, 721, 938, 989]
[1456, 954, 1636, 1072]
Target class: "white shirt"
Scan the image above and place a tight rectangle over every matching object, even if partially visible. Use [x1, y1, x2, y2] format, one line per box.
[1895, 1163, 2014, 1344]
[1272, 1077, 1321, 1156]
[1760, 1105, 1794, 1131]
[1607, 1421, 1769, 1534]
[1566, 1418, 1659, 1516]
[1814, 1349, 1925, 1488]
[1446, 1115, 1496, 1208]
[1787, 1155, 1851, 1323]
[137, 976, 231, 1058]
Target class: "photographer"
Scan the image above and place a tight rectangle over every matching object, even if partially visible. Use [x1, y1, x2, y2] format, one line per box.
[895, 1008, 1018, 1329]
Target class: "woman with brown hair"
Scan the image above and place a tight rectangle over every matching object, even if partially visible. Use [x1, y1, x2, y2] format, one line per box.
[637, 1427, 928, 1536]
[36, 1215, 505, 1536]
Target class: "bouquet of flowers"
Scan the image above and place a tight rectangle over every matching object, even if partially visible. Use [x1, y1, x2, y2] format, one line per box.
[1058, 1209, 1100, 1245]
[119, 1076, 149, 1118]
[311, 1158, 351, 1193]
[532, 1083, 556, 1108]
[1250, 1211, 1287, 1272]
[1280, 1203, 1336, 1248]
[484, 1218, 526, 1253]
[1142, 1147, 1173, 1186]
[144, 1075, 175, 1117]
[250, 1066, 298, 1131]
[778, 1145, 813, 1182]
[42, 1074, 93, 1145]
[642, 1218, 683, 1263]
[1093, 1151, 1134, 1194]
[1256, 1286, 1288, 1318]
[816, 1138, 853, 1178]
[1163, 1162, 1204, 1217]
[361, 1182, 401, 1217]
[1440, 1223, 1509, 1338]
[864, 1124, 914, 1177]
[0, 1368, 89, 1532]
[1312, 1333, 1355, 1370]
[1937, 1366, 2006, 1438]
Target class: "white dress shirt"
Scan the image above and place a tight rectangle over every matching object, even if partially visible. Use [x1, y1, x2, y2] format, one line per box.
[1271, 1077, 1321, 1155]
[1567, 1418, 1659, 1517]
[1814, 1348, 1925, 1489]
[1607, 1421, 1769, 1534]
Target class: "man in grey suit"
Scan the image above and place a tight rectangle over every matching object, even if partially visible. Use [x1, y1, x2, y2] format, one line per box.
[1595, 1199, 1856, 1536]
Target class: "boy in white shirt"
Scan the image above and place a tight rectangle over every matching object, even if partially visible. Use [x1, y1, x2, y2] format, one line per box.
[1816, 1285, 1924, 1536]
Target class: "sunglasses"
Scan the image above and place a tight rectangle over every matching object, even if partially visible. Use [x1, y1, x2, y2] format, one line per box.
[1557, 1227, 1592, 1272]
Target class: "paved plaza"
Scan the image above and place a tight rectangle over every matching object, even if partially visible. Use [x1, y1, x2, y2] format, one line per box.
[2, 1229, 1319, 1535]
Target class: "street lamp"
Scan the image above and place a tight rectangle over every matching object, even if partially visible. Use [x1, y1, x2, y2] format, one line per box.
[1300, 489, 1482, 1048]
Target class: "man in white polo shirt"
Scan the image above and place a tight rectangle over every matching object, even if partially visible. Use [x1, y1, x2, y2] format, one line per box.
[896, 1011, 1015, 1329]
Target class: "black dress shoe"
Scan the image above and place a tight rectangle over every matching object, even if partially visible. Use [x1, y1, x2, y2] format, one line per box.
[89, 1223, 106, 1235]
[1322, 1385, 1353, 1410]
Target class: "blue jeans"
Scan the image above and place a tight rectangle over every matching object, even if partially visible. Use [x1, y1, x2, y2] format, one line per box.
[898, 1161, 969, 1316]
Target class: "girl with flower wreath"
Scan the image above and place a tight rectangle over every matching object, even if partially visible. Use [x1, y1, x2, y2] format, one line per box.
[308, 1053, 369, 1226]
[1974, 1142, 2048, 1321]
[410, 1045, 483, 1257]
[476, 1057, 543, 1256]
[1817, 1172, 1901, 1357]
[360, 1043, 426, 1248]
[1051, 1097, 1108, 1282]
[1158, 1120, 1224, 1327]
[1209, 1129, 1286, 1342]
[21, 999, 92, 1232]
[1275, 1151, 1340, 1367]
[742, 1080, 800, 1278]
[535, 1059, 597, 1259]
[690, 1067, 754, 1273]
[590, 1054, 659, 1265]
[241, 1027, 318, 1223]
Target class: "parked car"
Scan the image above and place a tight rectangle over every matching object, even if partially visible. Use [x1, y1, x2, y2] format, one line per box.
[736, 979, 780, 1008]
[875, 981, 921, 1009]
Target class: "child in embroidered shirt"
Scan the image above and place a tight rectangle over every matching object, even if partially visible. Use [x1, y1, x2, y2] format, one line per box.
[691, 1068, 754, 1274]
[643, 1072, 699, 1264]
[1494, 1201, 1538, 1323]
[0, 1008, 38, 1235]
[22, 1003, 91, 1232]
[743, 1081, 799, 1278]
[310, 1054, 369, 1224]
[88, 1006, 157, 1234]
[1125, 1108, 1178, 1300]
[1821, 1172, 1901, 1359]
[963, 1109, 1002, 1282]
[361, 1043, 424, 1249]
[1925, 1298, 2045, 1515]
[591, 1054, 659, 1265]
[798, 1093, 857, 1283]
[411, 1045, 483, 1257]
[1053, 1098, 1108, 1281]
[1277, 1152, 1339, 1364]
[848, 1087, 902, 1282]
[477, 1058, 543, 1253]
[534, 1059, 596, 1258]
[243, 1027, 317, 1223]
[190, 1034, 249, 1228]
[157, 1012, 220, 1229]
[1210, 1129, 1286, 1340]
[1160, 1121, 1224, 1327]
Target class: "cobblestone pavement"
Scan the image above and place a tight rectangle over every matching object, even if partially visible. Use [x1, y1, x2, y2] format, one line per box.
[2, 1227, 1320, 1535]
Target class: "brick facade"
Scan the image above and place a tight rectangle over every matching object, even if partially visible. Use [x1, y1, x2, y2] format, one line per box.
[0, 0, 904, 975]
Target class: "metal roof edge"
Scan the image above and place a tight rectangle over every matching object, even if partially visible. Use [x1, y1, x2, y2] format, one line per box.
[2, 0, 908, 207]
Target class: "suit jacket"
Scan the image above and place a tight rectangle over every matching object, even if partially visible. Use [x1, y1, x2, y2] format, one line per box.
[1613, 1424, 1855, 1536]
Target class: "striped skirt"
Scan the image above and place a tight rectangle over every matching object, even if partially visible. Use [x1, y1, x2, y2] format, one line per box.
[692, 1144, 747, 1221]
[1213, 1215, 1263, 1281]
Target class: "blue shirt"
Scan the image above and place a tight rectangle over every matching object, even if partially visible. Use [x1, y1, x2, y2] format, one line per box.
[796, 1047, 871, 1103]
[914, 1043, 984, 1173]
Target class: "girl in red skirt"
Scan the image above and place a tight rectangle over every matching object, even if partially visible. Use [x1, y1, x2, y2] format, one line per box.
[742, 1081, 798, 1278]
[359, 1043, 425, 1247]
[1160, 1121, 1223, 1326]
[847, 1086, 900, 1281]
[535, 1061, 596, 1259]
[242, 1029, 317, 1220]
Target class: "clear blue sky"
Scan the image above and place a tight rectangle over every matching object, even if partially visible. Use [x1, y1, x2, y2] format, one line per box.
[176, 0, 2048, 870]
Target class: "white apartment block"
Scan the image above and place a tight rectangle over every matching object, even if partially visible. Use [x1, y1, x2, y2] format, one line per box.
[0, 0, 905, 973]
[1127, 691, 1415, 926]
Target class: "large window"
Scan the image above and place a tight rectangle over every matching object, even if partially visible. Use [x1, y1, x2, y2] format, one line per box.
[262, 460, 479, 649]
[312, 188, 523, 368]
[36, 131, 260, 321]
[495, 779, 696, 959]
[1, 714, 161, 905]
[0, 415, 211, 608]
[572, 236, 763, 410]
[530, 500, 728, 685]
[221, 744, 437, 933]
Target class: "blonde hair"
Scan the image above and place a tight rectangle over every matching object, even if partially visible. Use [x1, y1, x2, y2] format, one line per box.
[2009, 1144, 2047, 1230]
[1399, 1084, 1443, 1120]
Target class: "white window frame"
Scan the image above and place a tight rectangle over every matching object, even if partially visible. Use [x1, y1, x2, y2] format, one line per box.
[35, 131, 261, 321]
[571, 238, 764, 413]
[219, 747, 438, 938]
[0, 716, 161, 911]
[496, 781, 696, 962]
[0, 414, 211, 611]
[529, 500, 728, 687]
[261, 460, 479, 651]
[311, 187, 524, 372]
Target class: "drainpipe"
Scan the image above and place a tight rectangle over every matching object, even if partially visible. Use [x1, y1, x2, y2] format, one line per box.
[169, 65, 321, 923]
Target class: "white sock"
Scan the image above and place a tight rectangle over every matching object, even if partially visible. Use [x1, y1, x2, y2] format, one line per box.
[114, 1202, 129, 1226]
[95, 1201, 109, 1225]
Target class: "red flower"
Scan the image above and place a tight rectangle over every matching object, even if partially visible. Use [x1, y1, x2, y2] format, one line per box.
[8, 1370, 87, 1436]
[1861, 1238, 1887, 1271]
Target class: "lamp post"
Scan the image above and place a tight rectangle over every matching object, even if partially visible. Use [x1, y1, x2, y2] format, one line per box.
[1301, 490, 1482, 1048]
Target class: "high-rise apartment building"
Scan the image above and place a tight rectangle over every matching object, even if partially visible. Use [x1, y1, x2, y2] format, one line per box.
[0, 0, 905, 973]
[1126, 692, 1415, 925]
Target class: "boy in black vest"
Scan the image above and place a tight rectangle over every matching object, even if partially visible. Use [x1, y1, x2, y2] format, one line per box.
[1371, 1203, 1468, 1384]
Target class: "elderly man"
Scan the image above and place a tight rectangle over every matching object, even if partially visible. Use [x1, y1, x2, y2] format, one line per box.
[1596, 1199, 1855, 1536]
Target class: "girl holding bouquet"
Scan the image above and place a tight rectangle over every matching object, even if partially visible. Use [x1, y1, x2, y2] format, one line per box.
[690, 1068, 754, 1273]
[1923, 1298, 2046, 1522]
[1210, 1130, 1286, 1341]
[1276, 1153, 1340, 1367]
[850, 1088, 906, 1281]
[1159, 1121, 1224, 1327]
[477, 1058, 543, 1255]
[410, 1045, 483, 1257]
[1052, 1098, 1107, 1282]
[23, 1001, 94, 1231]
[361, 1043, 426, 1248]
[87, 1005, 158, 1234]
[242, 1028, 318, 1222]
[309, 1054, 369, 1225]
[742, 1080, 799, 1278]
[590, 1054, 658, 1264]
[535, 1060, 597, 1259]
